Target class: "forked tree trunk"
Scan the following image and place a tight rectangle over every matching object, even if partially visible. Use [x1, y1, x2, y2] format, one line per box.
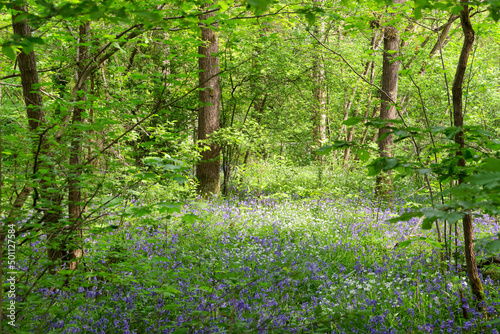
[376, 0, 405, 200]
[197, 5, 221, 196]
[452, 5, 484, 307]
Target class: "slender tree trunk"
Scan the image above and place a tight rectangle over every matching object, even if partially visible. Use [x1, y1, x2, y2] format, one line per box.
[375, 0, 405, 200]
[420, 14, 458, 74]
[312, 0, 327, 158]
[452, 5, 484, 307]
[197, 5, 221, 196]
[67, 22, 90, 270]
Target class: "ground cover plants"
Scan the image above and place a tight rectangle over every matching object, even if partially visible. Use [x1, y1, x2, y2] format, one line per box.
[11, 187, 500, 333]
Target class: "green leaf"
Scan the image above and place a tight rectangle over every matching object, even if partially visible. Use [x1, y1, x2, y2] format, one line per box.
[174, 176, 188, 184]
[418, 168, 432, 175]
[2, 44, 16, 60]
[245, 0, 272, 12]
[484, 316, 500, 326]
[398, 240, 413, 247]
[357, 148, 370, 162]
[429, 126, 447, 133]
[422, 208, 464, 224]
[422, 217, 434, 230]
[387, 211, 423, 224]
[368, 158, 385, 176]
[377, 132, 391, 142]
[198, 286, 214, 293]
[182, 214, 199, 224]
[466, 172, 500, 186]
[343, 116, 364, 126]
[57, 269, 75, 275]
[385, 158, 398, 170]
[157, 202, 182, 214]
[413, 8, 423, 20]
[316, 145, 332, 156]
[483, 158, 500, 172]
[451, 5, 464, 15]
[102, 196, 121, 207]
[484, 239, 500, 254]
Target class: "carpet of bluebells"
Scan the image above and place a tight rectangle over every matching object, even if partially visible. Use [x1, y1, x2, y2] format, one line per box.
[9, 193, 500, 333]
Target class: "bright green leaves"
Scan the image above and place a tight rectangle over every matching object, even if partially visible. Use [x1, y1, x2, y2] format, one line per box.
[367, 157, 399, 176]
[151, 285, 181, 297]
[412, 0, 457, 20]
[479, 157, 500, 172]
[343, 116, 364, 126]
[315, 141, 353, 156]
[475, 232, 500, 255]
[486, 0, 500, 21]
[357, 148, 370, 162]
[412, 0, 500, 22]
[143, 156, 190, 185]
[245, 0, 273, 13]
[398, 236, 443, 249]
[421, 208, 464, 229]
[296, 6, 325, 26]
[484, 238, 500, 254]
[1, 43, 16, 61]
[387, 211, 423, 224]
[2, 36, 45, 60]
[466, 171, 500, 187]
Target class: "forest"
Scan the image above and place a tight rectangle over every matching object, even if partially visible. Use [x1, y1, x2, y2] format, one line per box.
[1, 0, 500, 332]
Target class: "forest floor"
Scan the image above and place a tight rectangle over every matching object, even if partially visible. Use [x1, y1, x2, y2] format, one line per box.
[21, 192, 500, 333]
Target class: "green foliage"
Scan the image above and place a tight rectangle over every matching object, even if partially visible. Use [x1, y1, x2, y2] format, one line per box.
[2, 0, 500, 331]
[232, 159, 375, 199]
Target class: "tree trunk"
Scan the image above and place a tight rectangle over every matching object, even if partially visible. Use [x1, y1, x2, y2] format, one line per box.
[11, 3, 43, 132]
[452, 5, 484, 307]
[12, 2, 64, 270]
[375, 0, 405, 200]
[312, 0, 327, 158]
[419, 14, 458, 74]
[197, 5, 221, 196]
[67, 22, 90, 270]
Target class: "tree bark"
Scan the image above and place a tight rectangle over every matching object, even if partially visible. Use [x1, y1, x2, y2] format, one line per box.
[452, 5, 484, 307]
[375, 0, 405, 200]
[420, 14, 458, 74]
[11, 4, 44, 132]
[67, 22, 91, 270]
[197, 5, 221, 196]
[312, 0, 327, 158]
[12, 2, 64, 270]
